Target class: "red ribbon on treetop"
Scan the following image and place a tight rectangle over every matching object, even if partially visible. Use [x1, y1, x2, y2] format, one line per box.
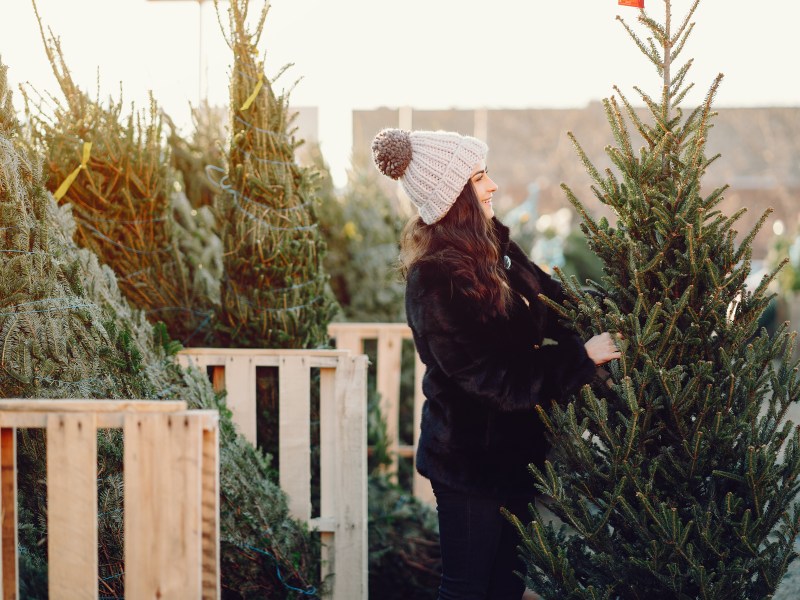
[619, 0, 644, 7]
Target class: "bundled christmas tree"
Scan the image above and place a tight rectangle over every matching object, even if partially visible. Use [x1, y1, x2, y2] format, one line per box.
[213, 0, 337, 348]
[23, 3, 217, 346]
[316, 154, 408, 322]
[510, 2, 800, 598]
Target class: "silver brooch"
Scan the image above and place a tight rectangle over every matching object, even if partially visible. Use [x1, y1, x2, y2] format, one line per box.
[503, 255, 511, 270]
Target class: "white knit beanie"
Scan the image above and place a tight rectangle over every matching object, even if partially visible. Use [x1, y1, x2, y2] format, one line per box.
[371, 128, 488, 225]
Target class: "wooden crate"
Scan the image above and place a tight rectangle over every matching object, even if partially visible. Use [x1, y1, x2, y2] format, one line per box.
[0, 399, 219, 600]
[178, 348, 368, 600]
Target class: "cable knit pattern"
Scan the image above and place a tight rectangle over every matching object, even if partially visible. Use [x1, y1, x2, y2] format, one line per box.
[371, 128, 488, 224]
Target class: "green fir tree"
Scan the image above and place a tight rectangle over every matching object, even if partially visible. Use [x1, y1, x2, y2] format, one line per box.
[510, 2, 800, 599]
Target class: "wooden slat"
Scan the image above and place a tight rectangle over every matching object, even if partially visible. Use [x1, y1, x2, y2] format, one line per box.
[279, 356, 311, 522]
[176, 352, 208, 373]
[329, 324, 436, 506]
[201, 420, 221, 599]
[0, 414, 46, 429]
[0, 428, 17, 600]
[125, 413, 203, 599]
[0, 400, 186, 413]
[224, 355, 256, 444]
[1, 413, 179, 430]
[180, 347, 356, 359]
[329, 323, 413, 338]
[211, 366, 226, 394]
[318, 367, 337, 591]
[319, 367, 337, 520]
[166, 413, 203, 599]
[377, 330, 403, 476]
[47, 414, 98, 600]
[396, 445, 414, 457]
[329, 329, 363, 356]
[308, 517, 336, 533]
[124, 413, 162, 598]
[332, 355, 368, 599]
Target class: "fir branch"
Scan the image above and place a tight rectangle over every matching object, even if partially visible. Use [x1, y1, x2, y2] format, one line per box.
[616, 15, 662, 70]
[670, 0, 702, 46]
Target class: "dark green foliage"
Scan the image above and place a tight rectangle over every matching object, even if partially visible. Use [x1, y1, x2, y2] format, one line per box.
[561, 227, 606, 286]
[510, 3, 800, 599]
[368, 474, 440, 600]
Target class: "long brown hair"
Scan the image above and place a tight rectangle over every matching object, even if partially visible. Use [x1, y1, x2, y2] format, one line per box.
[399, 181, 512, 319]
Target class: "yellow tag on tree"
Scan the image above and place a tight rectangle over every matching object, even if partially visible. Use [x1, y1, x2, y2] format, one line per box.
[240, 72, 264, 111]
[54, 142, 92, 200]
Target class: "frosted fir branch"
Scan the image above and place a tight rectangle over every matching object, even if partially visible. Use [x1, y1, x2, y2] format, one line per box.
[604, 97, 634, 164]
[616, 15, 662, 70]
[566, 132, 605, 189]
[613, 86, 655, 148]
[670, 0, 702, 47]
[632, 86, 663, 125]
[670, 21, 696, 64]
[669, 60, 694, 100]
[732, 208, 773, 267]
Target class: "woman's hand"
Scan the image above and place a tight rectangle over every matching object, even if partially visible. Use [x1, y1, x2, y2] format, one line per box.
[584, 332, 621, 366]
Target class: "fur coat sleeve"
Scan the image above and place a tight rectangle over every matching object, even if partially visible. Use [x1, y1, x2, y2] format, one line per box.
[406, 254, 596, 414]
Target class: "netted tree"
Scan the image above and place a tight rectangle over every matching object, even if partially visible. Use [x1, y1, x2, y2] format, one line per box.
[212, 0, 337, 348]
[510, 2, 800, 599]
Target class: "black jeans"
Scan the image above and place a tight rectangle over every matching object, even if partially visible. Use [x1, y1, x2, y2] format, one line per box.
[432, 481, 533, 600]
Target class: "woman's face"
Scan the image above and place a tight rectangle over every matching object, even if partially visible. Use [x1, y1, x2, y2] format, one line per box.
[470, 162, 498, 220]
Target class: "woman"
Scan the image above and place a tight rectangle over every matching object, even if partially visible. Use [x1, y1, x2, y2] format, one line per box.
[372, 128, 620, 600]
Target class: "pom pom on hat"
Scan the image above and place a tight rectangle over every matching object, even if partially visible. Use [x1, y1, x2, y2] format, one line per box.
[371, 128, 488, 224]
[372, 128, 413, 180]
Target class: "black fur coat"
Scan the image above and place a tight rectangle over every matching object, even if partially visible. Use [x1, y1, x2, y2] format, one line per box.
[406, 218, 597, 496]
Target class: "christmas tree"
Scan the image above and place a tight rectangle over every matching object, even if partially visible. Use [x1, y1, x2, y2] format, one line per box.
[510, 2, 800, 598]
[213, 0, 337, 348]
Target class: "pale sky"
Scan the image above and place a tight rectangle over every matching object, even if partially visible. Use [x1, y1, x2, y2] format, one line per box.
[2, 0, 799, 186]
